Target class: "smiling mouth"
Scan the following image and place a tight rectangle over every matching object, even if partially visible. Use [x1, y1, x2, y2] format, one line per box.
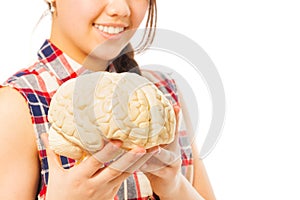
[93, 24, 127, 35]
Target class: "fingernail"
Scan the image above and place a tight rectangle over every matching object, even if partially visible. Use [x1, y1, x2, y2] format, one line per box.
[148, 147, 159, 155]
[132, 146, 146, 154]
[110, 139, 123, 148]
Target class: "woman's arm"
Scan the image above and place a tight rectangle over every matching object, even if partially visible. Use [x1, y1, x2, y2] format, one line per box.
[192, 143, 216, 200]
[0, 87, 40, 199]
[175, 83, 216, 199]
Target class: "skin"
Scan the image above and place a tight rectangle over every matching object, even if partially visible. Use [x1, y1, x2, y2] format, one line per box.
[0, 88, 215, 199]
[0, 87, 40, 200]
[0, 0, 216, 199]
[50, 0, 148, 71]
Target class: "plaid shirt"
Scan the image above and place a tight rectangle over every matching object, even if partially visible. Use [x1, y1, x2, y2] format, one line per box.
[2, 40, 193, 200]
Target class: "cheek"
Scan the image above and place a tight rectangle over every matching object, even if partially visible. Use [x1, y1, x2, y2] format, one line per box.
[131, 1, 149, 27]
[56, 0, 102, 27]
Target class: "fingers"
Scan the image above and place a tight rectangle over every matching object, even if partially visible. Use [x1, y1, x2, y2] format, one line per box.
[108, 147, 146, 172]
[40, 133, 63, 171]
[78, 140, 124, 177]
[123, 147, 159, 173]
[160, 130, 181, 156]
[98, 147, 146, 182]
[92, 140, 124, 163]
[173, 104, 181, 118]
[153, 146, 180, 165]
[143, 158, 182, 178]
[139, 145, 181, 173]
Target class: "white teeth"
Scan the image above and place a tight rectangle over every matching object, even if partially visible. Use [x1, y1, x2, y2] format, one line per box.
[103, 26, 108, 33]
[94, 24, 125, 34]
[108, 27, 114, 34]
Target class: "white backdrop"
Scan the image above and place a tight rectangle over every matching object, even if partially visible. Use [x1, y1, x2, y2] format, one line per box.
[1, 0, 300, 199]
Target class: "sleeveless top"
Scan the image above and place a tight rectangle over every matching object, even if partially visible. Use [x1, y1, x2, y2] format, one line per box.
[2, 40, 194, 200]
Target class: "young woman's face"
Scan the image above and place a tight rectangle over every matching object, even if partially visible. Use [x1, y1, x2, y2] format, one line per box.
[50, 0, 149, 69]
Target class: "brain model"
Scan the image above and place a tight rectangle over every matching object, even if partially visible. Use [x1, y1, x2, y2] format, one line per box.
[48, 72, 176, 160]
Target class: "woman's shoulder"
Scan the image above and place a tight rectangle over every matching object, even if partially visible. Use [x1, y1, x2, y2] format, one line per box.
[0, 86, 26, 104]
[0, 86, 34, 138]
[2, 61, 59, 105]
[3, 62, 44, 87]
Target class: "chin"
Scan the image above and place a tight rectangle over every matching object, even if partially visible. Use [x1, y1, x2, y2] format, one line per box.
[90, 44, 127, 59]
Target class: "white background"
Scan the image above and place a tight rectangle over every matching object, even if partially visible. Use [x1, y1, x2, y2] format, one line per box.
[1, 0, 300, 199]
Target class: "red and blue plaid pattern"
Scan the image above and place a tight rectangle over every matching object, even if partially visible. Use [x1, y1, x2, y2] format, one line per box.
[2, 40, 193, 200]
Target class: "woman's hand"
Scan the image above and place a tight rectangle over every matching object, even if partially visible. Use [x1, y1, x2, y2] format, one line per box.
[139, 120, 204, 200]
[41, 133, 147, 200]
[139, 105, 185, 198]
[140, 143, 204, 200]
[139, 132, 184, 198]
[142, 154, 183, 198]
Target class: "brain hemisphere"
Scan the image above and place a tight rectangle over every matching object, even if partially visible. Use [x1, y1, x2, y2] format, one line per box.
[48, 72, 176, 160]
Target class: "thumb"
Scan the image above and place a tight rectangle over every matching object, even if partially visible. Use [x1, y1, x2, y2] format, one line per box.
[41, 133, 63, 171]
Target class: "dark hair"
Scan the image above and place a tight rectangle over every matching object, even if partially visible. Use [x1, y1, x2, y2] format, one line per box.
[112, 0, 157, 75]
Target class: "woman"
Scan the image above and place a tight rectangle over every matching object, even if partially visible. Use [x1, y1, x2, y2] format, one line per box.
[0, 0, 215, 199]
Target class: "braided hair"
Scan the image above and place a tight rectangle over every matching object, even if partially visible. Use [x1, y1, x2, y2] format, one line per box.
[111, 0, 157, 75]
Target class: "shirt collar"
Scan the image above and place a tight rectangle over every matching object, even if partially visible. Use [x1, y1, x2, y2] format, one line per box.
[37, 40, 116, 83]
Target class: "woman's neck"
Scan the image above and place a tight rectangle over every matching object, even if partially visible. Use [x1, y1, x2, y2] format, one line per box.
[48, 38, 108, 72]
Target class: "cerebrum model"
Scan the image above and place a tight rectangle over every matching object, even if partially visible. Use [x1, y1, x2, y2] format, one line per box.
[48, 72, 176, 160]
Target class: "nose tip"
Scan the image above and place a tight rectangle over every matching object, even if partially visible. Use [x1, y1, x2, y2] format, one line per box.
[106, 0, 131, 17]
